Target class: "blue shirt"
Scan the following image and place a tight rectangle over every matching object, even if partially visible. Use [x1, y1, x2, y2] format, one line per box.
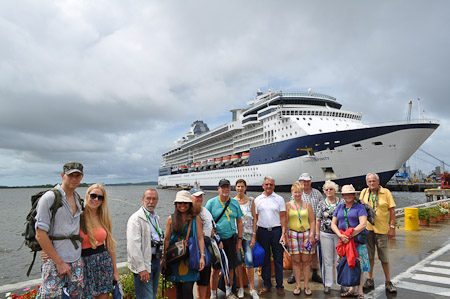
[205, 196, 243, 240]
[333, 202, 367, 231]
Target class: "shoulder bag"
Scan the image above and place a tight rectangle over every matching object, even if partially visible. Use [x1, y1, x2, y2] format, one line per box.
[165, 219, 192, 264]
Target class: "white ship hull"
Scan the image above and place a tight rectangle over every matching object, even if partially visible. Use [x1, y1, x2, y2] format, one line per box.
[158, 120, 439, 191]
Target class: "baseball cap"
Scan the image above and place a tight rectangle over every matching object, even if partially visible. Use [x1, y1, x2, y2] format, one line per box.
[63, 161, 84, 175]
[190, 188, 205, 197]
[218, 179, 231, 187]
[298, 173, 312, 181]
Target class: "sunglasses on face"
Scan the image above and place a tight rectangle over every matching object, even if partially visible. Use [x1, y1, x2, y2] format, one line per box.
[89, 193, 105, 201]
[176, 202, 190, 205]
[324, 189, 334, 191]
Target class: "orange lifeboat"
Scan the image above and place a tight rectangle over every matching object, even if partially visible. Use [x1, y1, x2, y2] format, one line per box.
[231, 154, 241, 163]
[214, 158, 223, 165]
[223, 156, 231, 165]
[241, 152, 250, 160]
[207, 158, 214, 165]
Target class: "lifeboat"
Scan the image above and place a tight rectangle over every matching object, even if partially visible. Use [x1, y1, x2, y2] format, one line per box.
[223, 156, 231, 165]
[241, 152, 250, 160]
[194, 162, 201, 169]
[200, 160, 207, 166]
[207, 158, 215, 165]
[231, 154, 241, 163]
[214, 158, 223, 165]
[178, 165, 187, 171]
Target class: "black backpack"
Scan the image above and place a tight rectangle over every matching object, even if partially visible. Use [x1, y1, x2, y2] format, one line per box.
[22, 188, 83, 276]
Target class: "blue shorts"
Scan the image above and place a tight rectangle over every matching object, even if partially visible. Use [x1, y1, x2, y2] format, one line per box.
[236, 239, 254, 268]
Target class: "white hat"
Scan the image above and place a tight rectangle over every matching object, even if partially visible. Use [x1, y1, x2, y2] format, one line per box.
[190, 188, 205, 197]
[298, 173, 312, 181]
[174, 190, 193, 203]
[340, 184, 360, 194]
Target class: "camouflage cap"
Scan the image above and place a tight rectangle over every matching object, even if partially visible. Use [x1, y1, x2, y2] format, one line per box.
[63, 161, 84, 175]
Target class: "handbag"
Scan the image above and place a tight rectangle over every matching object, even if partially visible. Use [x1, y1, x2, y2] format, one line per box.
[165, 220, 192, 264]
[112, 280, 123, 299]
[252, 241, 265, 268]
[188, 218, 212, 269]
[354, 228, 369, 244]
[206, 236, 221, 266]
[336, 256, 361, 286]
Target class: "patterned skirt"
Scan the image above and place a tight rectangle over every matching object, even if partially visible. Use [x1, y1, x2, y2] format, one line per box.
[82, 250, 114, 298]
[288, 229, 316, 255]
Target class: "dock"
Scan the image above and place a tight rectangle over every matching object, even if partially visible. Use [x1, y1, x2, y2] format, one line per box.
[386, 181, 440, 192]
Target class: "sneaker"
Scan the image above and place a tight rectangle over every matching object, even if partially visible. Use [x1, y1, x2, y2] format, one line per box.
[237, 288, 244, 298]
[250, 289, 260, 299]
[363, 278, 374, 290]
[226, 295, 239, 299]
[385, 281, 397, 293]
[287, 273, 296, 284]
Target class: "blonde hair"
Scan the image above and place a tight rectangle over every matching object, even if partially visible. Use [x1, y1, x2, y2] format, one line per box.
[291, 181, 304, 193]
[322, 180, 339, 192]
[83, 184, 116, 252]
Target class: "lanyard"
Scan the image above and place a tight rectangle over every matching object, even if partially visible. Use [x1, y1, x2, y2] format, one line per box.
[343, 202, 355, 228]
[326, 198, 338, 214]
[369, 191, 378, 211]
[219, 198, 232, 222]
[293, 200, 303, 224]
[142, 207, 163, 239]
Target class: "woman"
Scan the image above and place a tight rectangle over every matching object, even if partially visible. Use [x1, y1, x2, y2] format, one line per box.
[162, 190, 205, 299]
[80, 184, 119, 299]
[315, 180, 344, 294]
[331, 185, 370, 299]
[286, 182, 315, 296]
[234, 179, 259, 299]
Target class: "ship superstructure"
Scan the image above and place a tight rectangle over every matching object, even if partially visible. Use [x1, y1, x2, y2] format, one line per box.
[158, 90, 439, 190]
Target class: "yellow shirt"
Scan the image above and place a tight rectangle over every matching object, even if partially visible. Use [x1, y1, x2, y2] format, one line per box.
[360, 186, 396, 234]
[288, 200, 310, 232]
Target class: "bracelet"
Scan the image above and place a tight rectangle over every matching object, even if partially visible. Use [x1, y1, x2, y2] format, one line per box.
[238, 237, 243, 240]
[201, 253, 205, 256]
[252, 232, 256, 235]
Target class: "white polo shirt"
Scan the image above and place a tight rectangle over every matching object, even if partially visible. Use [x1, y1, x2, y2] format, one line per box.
[254, 191, 286, 228]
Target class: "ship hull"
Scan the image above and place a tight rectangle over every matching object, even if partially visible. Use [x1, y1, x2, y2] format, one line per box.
[158, 121, 439, 191]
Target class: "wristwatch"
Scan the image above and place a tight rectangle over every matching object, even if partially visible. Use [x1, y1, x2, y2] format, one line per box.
[390, 225, 395, 229]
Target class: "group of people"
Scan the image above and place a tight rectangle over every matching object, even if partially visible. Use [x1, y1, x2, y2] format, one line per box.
[34, 161, 398, 299]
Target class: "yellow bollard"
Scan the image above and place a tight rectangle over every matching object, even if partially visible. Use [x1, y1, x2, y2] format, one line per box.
[405, 207, 419, 231]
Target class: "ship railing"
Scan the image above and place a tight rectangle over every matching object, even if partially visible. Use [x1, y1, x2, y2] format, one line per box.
[280, 91, 337, 101]
[367, 119, 440, 127]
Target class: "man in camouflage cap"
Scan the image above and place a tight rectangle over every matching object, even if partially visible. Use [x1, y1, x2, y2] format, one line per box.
[35, 161, 85, 298]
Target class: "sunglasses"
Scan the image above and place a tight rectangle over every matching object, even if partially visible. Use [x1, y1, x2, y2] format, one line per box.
[176, 202, 190, 205]
[324, 189, 335, 191]
[89, 193, 105, 201]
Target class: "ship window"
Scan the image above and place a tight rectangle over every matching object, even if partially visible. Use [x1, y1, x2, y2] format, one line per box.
[353, 144, 362, 148]
[324, 142, 330, 145]
[334, 140, 341, 144]
[308, 123, 311, 126]
[309, 118, 312, 120]
[297, 118, 299, 120]
[373, 141, 383, 146]
[303, 118, 306, 120]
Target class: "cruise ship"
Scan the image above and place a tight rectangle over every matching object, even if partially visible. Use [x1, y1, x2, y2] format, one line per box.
[158, 89, 439, 191]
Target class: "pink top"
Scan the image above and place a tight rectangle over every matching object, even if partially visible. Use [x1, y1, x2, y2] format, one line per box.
[80, 227, 107, 249]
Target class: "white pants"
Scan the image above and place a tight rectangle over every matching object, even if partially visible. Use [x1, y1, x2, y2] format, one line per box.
[320, 231, 340, 288]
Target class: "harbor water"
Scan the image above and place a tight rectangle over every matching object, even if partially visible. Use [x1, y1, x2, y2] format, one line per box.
[0, 185, 427, 287]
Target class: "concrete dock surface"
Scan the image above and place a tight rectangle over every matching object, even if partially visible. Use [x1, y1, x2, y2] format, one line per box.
[1, 217, 450, 298]
[215, 217, 450, 299]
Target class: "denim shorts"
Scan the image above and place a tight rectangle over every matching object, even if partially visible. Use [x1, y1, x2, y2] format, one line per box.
[236, 239, 254, 268]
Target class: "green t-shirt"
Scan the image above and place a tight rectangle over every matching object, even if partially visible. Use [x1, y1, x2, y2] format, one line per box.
[205, 195, 243, 240]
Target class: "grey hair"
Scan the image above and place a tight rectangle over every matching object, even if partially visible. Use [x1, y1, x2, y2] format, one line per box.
[142, 188, 158, 199]
[366, 173, 380, 181]
[264, 176, 275, 184]
[322, 180, 339, 192]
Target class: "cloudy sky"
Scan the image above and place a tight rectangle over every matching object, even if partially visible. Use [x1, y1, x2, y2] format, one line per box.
[1, 0, 449, 186]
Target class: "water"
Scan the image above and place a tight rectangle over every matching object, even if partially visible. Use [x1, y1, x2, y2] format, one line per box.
[0, 186, 426, 287]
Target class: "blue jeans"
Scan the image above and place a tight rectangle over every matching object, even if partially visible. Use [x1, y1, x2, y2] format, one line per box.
[133, 258, 161, 299]
[257, 227, 284, 290]
[236, 239, 254, 268]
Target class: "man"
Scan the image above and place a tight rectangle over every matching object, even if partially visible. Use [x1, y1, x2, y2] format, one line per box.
[253, 176, 287, 296]
[205, 179, 243, 299]
[35, 161, 85, 298]
[127, 188, 164, 299]
[191, 188, 214, 299]
[288, 173, 323, 284]
[360, 173, 397, 293]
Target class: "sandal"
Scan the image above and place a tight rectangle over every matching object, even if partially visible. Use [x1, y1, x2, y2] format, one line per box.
[357, 294, 365, 299]
[341, 290, 357, 297]
[293, 287, 301, 296]
[304, 287, 312, 296]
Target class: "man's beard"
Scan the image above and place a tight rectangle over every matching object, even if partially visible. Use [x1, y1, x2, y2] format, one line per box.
[145, 205, 155, 212]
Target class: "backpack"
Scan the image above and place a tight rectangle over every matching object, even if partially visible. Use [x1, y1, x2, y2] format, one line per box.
[359, 188, 376, 226]
[22, 188, 84, 276]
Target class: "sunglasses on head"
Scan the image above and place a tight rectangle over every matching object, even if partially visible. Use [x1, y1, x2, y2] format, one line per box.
[89, 193, 105, 201]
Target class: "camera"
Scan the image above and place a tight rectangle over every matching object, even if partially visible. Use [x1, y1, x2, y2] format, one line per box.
[152, 240, 163, 260]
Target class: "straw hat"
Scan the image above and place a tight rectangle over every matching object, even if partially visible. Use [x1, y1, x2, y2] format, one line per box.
[340, 184, 360, 194]
[174, 190, 193, 203]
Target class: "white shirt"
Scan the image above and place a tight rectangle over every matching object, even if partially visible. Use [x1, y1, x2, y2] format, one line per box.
[199, 207, 214, 237]
[254, 191, 286, 228]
